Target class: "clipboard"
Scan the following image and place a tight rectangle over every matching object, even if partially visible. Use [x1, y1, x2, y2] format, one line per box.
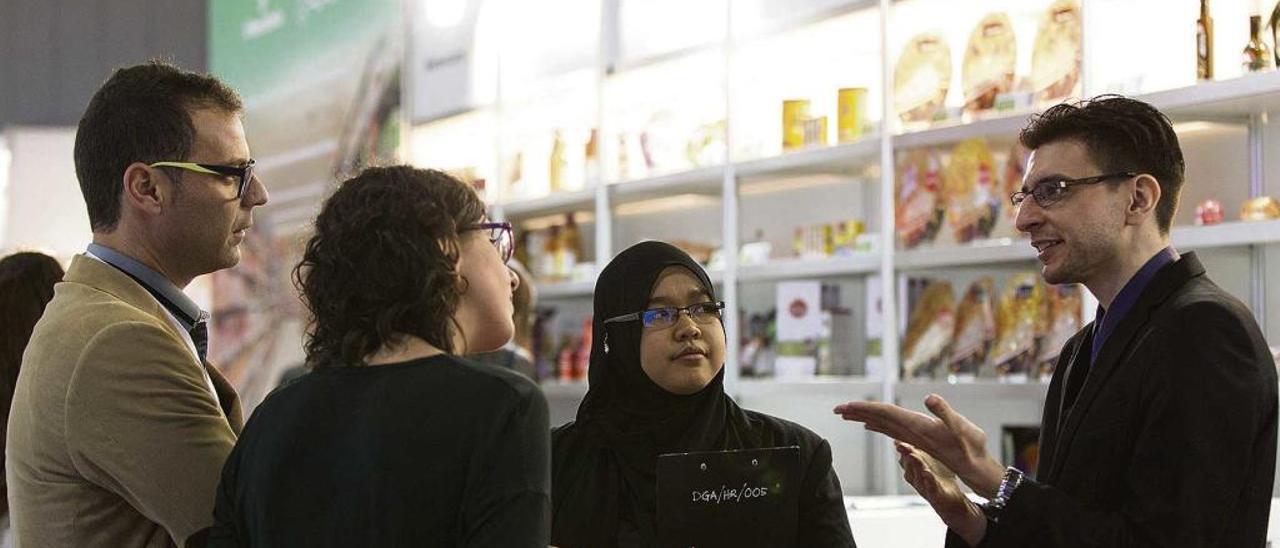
[656, 446, 801, 548]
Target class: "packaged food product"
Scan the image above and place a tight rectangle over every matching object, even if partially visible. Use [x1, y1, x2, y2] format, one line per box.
[1003, 142, 1030, 220]
[902, 280, 956, 379]
[947, 278, 997, 379]
[783, 100, 811, 151]
[944, 139, 1001, 243]
[988, 273, 1045, 379]
[1195, 199, 1225, 225]
[962, 13, 1017, 114]
[895, 33, 952, 123]
[896, 148, 946, 249]
[1036, 283, 1083, 379]
[838, 88, 868, 142]
[1240, 196, 1280, 221]
[1030, 0, 1083, 102]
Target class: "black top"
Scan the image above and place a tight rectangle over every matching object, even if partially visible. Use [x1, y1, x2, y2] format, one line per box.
[549, 241, 855, 547]
[947, 253, 1278, 547]
[208, 354, 551, 548]
[552, 408, 855, 547]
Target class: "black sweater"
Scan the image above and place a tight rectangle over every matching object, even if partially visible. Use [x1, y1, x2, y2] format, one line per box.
[208, 355, 550, 547]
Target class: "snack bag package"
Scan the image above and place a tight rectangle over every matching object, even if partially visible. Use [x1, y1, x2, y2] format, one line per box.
[1036, 283, 1083, 380]
[1029, 0, 1082, 102]
[946, 278, 997, 381]
[944, 139, 1001, 243]
[896, 148, 946, 249]
[895, 33, 952, 123]
[962, 13, 1017, 115]
[902, 280, 956, 379]
[987, 273, 1045, 380]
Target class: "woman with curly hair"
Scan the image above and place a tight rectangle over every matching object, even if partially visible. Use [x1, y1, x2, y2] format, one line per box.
[209, 166, 550, 547]
[0, 252, 64, 545]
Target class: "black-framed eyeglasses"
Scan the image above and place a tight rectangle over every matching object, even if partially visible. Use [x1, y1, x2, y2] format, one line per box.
[1010, 171, 1137, 208]
[603, 301, 725, 330]
[465, 221, 515, 264]
[149, 159, 256, 199]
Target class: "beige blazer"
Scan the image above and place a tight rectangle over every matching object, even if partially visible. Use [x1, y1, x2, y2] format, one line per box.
[6, 255, 242, 547]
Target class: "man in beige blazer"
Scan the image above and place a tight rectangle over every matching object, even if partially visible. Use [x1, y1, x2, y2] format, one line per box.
[6, 61, 268, 547]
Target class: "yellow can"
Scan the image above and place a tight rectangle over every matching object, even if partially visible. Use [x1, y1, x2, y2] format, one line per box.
[838, 87, 868, 142]
[782, 99, 810, 151]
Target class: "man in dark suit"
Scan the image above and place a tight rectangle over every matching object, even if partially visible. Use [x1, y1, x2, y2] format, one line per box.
[836, 95, 1277, 547]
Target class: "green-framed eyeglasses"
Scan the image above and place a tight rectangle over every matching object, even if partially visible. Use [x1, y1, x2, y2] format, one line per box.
[149, 159, 256, 199]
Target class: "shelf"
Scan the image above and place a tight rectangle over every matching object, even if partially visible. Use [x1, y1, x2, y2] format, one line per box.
[497, 187, 597, 221]
[536, 279, 596, 300]
[735, 137, 881, 182]
[735, 377, 883, 402]
[609, 165, 726, 204]
[539, 380, 590, 399]
[896, 237, 1035, 270]
[895, 380, 1050, 401]
[1172, 220, 1280, 250]
[738, 255, 880, 283]
[1142, 71, 1280, 121]
[892, 112, 1031, 150]
[892, 221, 1280, 271]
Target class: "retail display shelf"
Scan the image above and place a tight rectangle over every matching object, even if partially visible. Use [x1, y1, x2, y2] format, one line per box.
[1172, 220, 1280, 250]
[895, 380, 1051, 401]
[738, 254, 880, 283]
[892, 112, 1031, 150]
[735, 137, 881, 181]
[737, 377, 883, 391]
[889, 72, 1280, 150]
[1143, 71, 1280, 120]
[894, 221, 1280, 271]
[539, 380, 590, 398]
[497, 187, 596, 220]
[537, 279, 596, 300]
[609, 165, 726, 204]
[896, 237, 1036, 270]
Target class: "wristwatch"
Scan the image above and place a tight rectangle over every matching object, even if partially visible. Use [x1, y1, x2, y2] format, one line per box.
[982, 467, 1025, 523]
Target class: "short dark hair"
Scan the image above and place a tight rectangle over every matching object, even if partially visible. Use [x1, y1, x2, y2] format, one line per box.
[73, 60, 243, 232]
[294, 166, 487, 368]
[1019, 95, 1185, 233]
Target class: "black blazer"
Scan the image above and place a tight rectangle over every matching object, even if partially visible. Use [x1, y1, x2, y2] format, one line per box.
[948, 252, 1277, 547]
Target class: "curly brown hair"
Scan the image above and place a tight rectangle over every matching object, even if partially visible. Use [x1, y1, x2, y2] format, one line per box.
[294, 166, 486, 368]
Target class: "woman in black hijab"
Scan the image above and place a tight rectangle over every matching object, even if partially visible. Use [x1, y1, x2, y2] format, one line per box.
[551, 241, 856, 547]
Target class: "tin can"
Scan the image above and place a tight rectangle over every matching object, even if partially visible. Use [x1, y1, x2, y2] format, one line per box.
[838, 87, 868, 142]
[782, 99, 810, 151]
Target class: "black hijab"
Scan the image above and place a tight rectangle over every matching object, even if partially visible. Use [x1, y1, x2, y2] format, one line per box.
[551, 241, 758, 547]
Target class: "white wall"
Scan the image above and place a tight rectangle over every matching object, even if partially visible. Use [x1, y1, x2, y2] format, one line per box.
[1, 127, 88, 260]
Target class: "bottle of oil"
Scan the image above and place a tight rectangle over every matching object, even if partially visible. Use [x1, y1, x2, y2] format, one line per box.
[1242, 14, 1273, 73]
[1197, 0, 1214, 80]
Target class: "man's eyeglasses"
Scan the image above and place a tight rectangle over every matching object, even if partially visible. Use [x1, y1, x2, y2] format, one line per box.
[603, 301, 726, 330]
[465, 222, 515, 264]
[1010, 172, 1137, 208]
[149, 160, 256, 199]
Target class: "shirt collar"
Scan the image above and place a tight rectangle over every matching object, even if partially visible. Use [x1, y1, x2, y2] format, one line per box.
[1092, 245, 1178, 362]
[86, 243, 205, 329]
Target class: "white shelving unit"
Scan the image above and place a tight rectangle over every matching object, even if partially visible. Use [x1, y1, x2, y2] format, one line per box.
[416, 0, 1280, 495]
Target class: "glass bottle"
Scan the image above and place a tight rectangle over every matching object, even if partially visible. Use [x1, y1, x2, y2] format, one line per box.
[1197, 0, 1214, 80]
[1242, 14, 1273, 73]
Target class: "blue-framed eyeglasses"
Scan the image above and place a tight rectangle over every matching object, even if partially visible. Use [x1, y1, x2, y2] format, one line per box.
[464, 221, 515, 264]
[602, 301, 725, 330]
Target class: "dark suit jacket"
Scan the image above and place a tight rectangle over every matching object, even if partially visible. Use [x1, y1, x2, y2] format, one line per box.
[947, 252, 1277, 547]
